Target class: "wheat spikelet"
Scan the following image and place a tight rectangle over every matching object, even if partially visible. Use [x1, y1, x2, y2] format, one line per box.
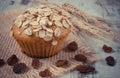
[62, 3, 120, 43]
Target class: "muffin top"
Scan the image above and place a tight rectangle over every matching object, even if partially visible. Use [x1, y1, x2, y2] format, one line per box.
[11, 5, 72, 45]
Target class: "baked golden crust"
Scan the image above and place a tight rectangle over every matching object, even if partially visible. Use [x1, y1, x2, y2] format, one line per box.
[12, 25, 70, 57]
[11, 5, 71, 57]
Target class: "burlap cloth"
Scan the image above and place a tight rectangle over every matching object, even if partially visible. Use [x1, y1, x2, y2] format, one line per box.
[0, 9, 101, 78]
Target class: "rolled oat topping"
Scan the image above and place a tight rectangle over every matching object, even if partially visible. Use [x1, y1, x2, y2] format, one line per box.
[52, 40, 58, 45]
[12, 5, 72, 45]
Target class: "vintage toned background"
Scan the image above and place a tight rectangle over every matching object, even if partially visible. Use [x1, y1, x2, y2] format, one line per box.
[0, 0, 120, 78]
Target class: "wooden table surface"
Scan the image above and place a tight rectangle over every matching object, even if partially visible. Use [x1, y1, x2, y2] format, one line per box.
[0, 0, 120, 78]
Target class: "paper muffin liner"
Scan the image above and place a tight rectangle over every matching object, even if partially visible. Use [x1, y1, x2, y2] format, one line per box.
[15, 37, 66, 58]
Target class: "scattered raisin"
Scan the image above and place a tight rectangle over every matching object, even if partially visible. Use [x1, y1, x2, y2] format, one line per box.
[0, 59, 5, 67]
[13, 63, 29, 74]
[75, 65, 95, 74]
[9, 1, 15, 5]
[75, 54, 87, 62]
[67, 41, 78, 51]
[55, 60, 68, 67]
[20, 0, 30, 5]
[103, 45, 112, 53]
[7, 55, 19, 66]
[31, 58, 41, 69]
[106, 56, 116, 66]
[39, 69, 52, 77]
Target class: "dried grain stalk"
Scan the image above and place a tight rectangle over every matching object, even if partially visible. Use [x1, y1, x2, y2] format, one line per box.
[61, 3, 120, 43]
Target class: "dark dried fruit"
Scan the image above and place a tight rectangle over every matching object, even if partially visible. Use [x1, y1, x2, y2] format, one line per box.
[9, 1, 15, 5]
[39, 69, 52, 77]
[13, 63, 29, 74]
[103, 45, 112, 53]
[67, 41, 78, 51]
[75, 54, 87, 62]
[7, 55, 19, 66]
[0, 59, 5, 67]
[75, 65, 95, 74]
[31, 59, 41, 69]
[20, 0, 30, 5]
[106, 56, 116, 66]
[55, 60, 68, 67]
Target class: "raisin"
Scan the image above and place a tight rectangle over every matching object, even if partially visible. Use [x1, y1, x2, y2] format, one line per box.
[75, 65, 95, 74]
[20, 0, 30, 5]
[106, 56, 116, 66]
[13, 63, 29, 74]
[31, 58, 41, 69]
[39, 69, 52, 77]
[75, 54, 87, 62]
[103, 45, 112, 53]
[9, 1, 15, 5]
[55, 60, 68, 67]
[67, 41, 78, 51]
[7, 55, 19, 66]
[0, 59, 5, 67]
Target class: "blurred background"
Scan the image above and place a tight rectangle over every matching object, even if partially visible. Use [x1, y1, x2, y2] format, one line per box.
[0, 0, 120, 20]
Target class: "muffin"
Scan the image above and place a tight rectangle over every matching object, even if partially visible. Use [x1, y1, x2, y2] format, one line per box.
[10, 5, 72, 58]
